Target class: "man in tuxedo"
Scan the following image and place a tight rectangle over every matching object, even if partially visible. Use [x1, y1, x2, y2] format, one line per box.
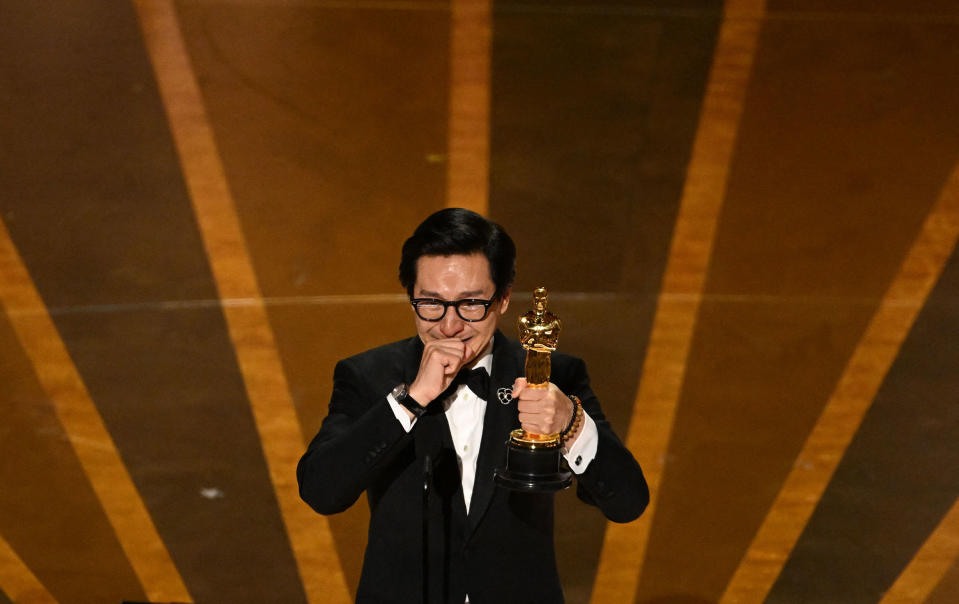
[297, 208, 648, 603]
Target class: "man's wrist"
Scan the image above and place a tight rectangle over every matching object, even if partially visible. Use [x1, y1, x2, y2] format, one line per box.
[391, 383, 427, 418]
[560, 395, 583, 447]
[406, 383, 432, 407]
[563, 410, 597, 473]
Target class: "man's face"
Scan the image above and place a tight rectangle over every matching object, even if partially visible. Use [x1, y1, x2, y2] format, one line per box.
[412, 253, 511, 365]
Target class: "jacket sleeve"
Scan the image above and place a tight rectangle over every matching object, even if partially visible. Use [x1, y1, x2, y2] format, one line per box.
[297, 357, 412, 515]
[560, 356, 650, 523]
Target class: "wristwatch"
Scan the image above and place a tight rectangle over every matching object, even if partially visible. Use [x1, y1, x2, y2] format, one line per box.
[391, 383, 427, 418]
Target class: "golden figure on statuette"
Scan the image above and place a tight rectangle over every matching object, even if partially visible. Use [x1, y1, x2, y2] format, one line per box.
[513, 287, 562, 446]
[494, 286, 573, 491]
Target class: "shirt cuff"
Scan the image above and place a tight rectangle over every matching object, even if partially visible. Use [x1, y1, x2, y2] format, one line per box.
[387, 394, 416, 432]
[563, 410, 598, 475]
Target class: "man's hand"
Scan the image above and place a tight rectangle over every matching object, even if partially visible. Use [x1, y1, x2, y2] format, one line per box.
[407, 338, 471, 407]
[512, 378, 575, 437]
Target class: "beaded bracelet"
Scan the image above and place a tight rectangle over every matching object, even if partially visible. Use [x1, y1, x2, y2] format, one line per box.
[560, 395, 583, 443]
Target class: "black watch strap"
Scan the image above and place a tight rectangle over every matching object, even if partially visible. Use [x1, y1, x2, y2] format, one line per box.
[392, 383, 426, 418]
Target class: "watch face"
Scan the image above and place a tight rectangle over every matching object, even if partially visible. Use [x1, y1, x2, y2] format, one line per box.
[392, 383, 408, 400]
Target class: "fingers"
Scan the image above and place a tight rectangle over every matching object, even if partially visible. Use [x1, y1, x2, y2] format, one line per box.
[517, 410, 559, 435]
[511, 377, 528, 399]
[426, 339, 469, 373]
[515, 383, 570, 435]
[409, 339, 470, 402]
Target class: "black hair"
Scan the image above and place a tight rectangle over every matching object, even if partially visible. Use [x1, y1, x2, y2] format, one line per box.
[399, 208, 516, 299]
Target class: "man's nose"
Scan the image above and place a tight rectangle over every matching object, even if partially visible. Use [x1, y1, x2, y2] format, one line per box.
[439, 308, 464, 336]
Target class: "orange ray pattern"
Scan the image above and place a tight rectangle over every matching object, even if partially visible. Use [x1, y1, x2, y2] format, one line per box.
[0, 533, 57, 604]
[721, 160, 959, 603]
[447, 0, 491, 213]
[132, 1, 350, 602]
[0, 218, 191, 602]
[590, 1, 766, 601]
[880, 497, 959, 603]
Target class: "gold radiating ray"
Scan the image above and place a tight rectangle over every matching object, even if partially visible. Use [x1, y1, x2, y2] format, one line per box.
[590, 1, 766, 601]
[132, 1, 350, 602]
[881, 497, 959, 603]
[447, 0, 491, 214]
[0, 532, 58, 604]
[721, 162, 959, 603]
[0, 219, 191, 602]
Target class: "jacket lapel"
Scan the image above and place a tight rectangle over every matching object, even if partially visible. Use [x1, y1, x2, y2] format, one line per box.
[465, 331, 523, 535]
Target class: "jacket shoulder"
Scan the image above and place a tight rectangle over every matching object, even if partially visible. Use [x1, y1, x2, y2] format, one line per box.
[336, 336, 421, 393]
[340, 336, 418, 366]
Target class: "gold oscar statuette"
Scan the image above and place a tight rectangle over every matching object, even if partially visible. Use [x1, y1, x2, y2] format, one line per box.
[494, 287, 573, 492]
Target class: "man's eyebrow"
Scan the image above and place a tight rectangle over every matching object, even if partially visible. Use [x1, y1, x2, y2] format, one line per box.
[457, 290, 487, 298]
[415, 289, 487, 299]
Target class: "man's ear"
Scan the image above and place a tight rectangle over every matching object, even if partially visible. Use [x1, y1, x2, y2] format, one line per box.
[498, 287, 512, 314]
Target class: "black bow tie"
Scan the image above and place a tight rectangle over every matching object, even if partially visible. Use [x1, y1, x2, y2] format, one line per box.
[455, 367, 490, 400]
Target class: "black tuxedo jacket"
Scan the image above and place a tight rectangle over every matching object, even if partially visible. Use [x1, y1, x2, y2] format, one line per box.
[297, 331, 648, 603]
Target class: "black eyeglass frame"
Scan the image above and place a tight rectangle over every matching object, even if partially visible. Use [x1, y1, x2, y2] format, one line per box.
[409, 297, 497, 322]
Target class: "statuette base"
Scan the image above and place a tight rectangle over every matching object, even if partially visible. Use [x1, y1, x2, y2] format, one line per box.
[494, 435, 572, 492]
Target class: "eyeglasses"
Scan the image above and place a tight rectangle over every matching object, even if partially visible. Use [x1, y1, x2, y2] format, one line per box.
[410, 297, 496, 322]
